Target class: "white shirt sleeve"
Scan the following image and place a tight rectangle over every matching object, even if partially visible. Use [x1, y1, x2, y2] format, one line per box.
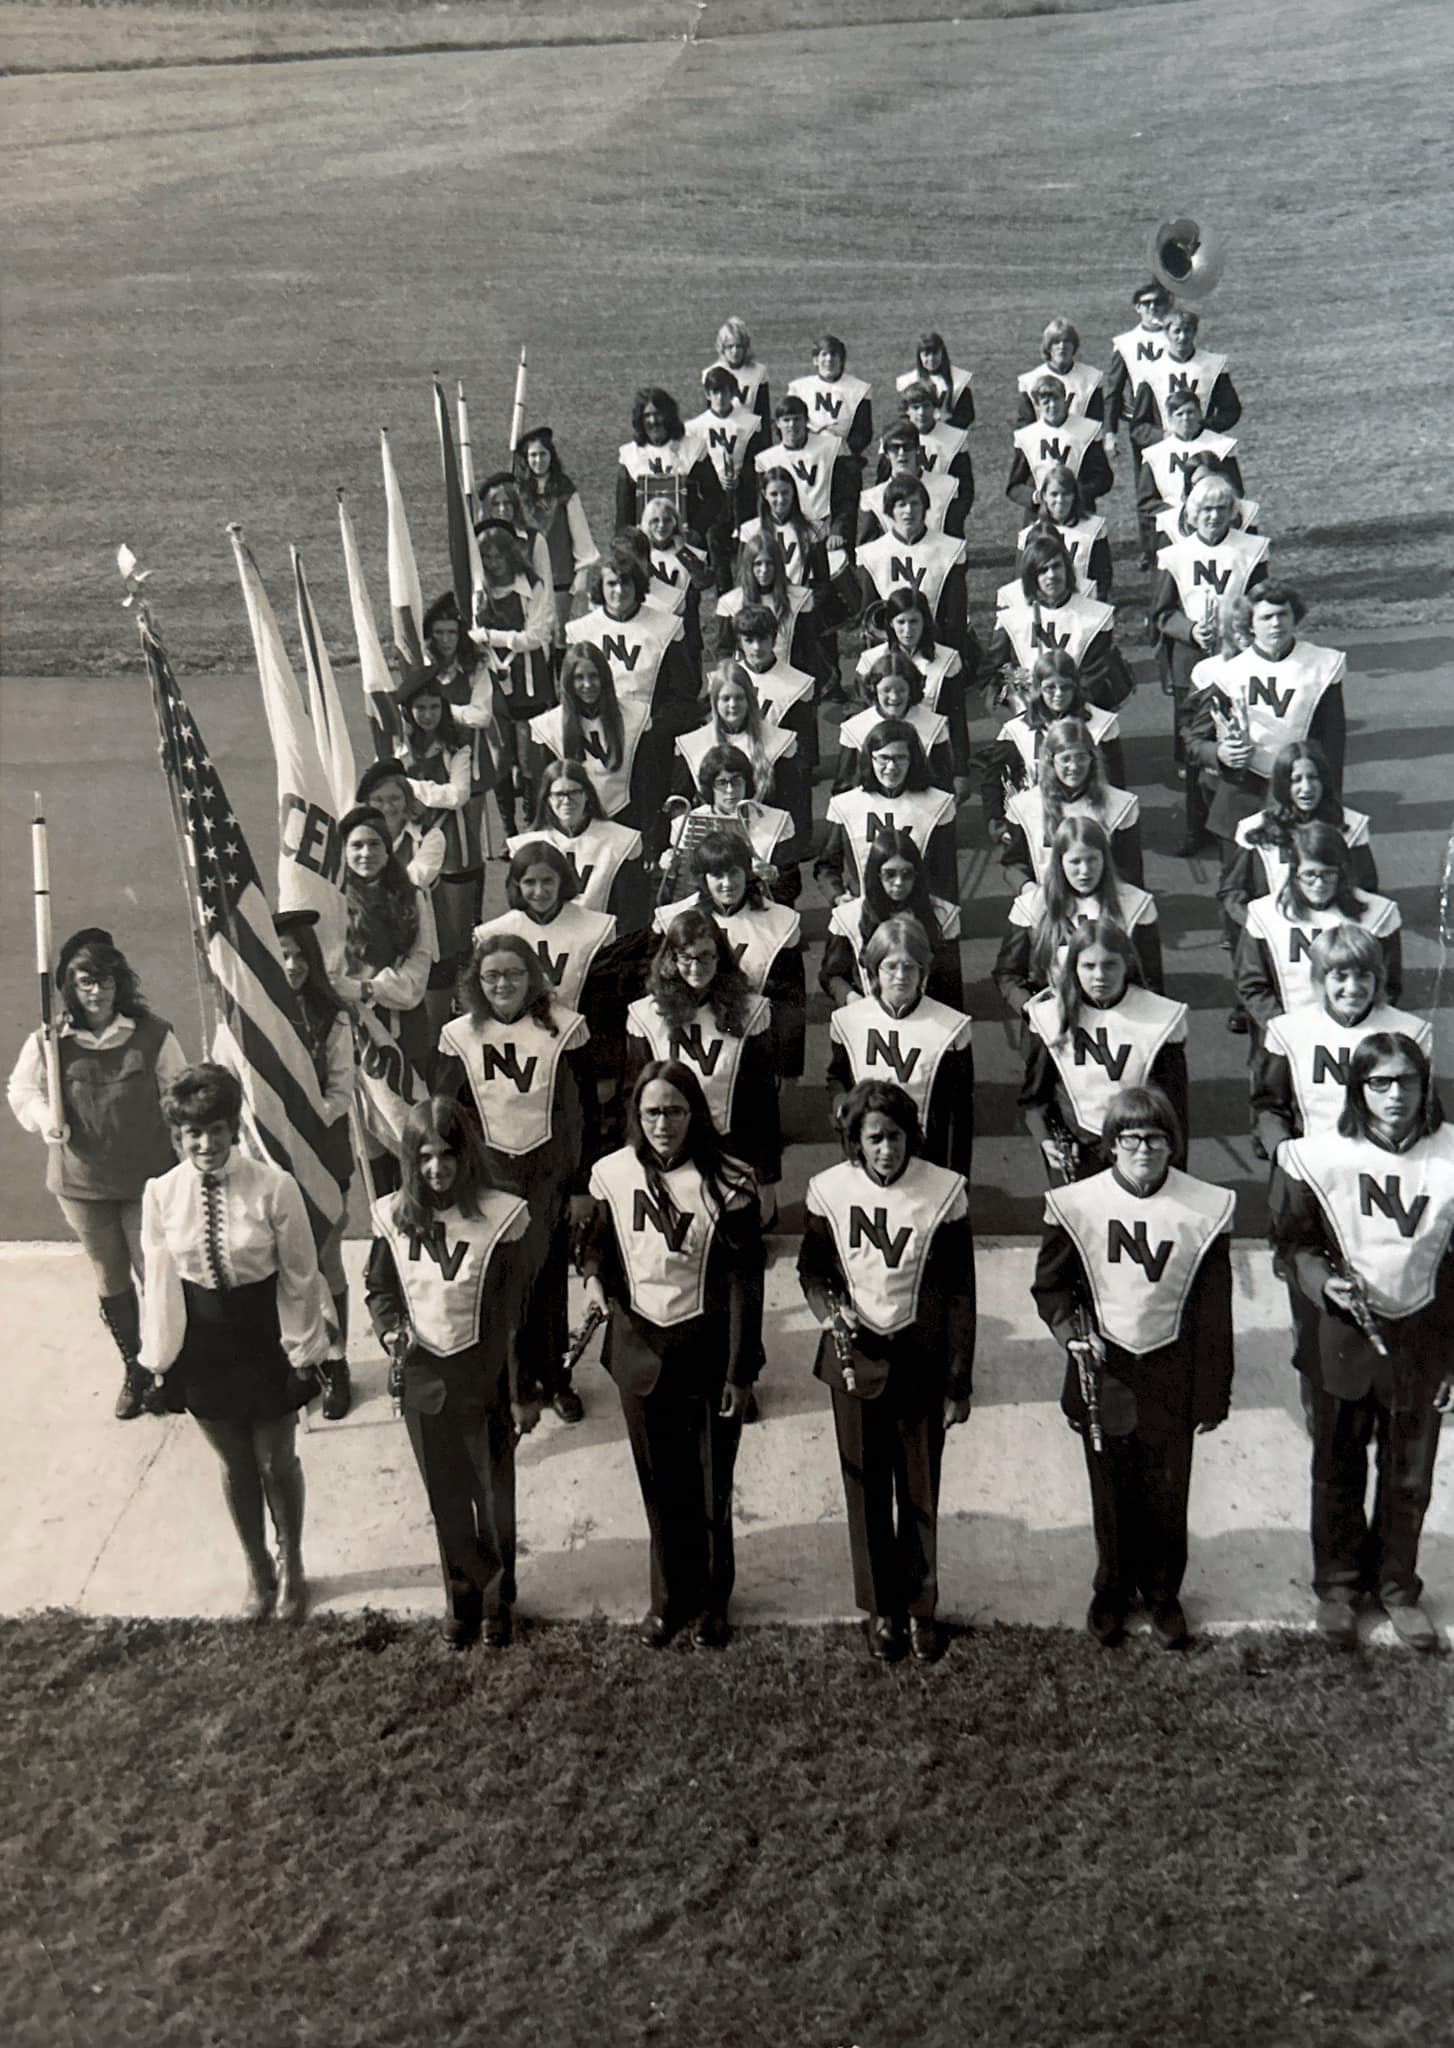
[407, 748, 471, 812]
[369, 890, 439, 1011]
[321, 1017, 357, 1128]
[138, 1174, 188, 1375]
[405, 826, 446, 892]
[6, 1030, 51, 1136]
[267, 1169, 331, 1368]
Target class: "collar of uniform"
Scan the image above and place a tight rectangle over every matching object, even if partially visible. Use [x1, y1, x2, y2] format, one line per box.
[61, 1014, 137, 1052]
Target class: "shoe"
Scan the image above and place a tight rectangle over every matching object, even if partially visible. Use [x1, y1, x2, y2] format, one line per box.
[908, 1616, 944, 1664]
[552, 1386, 585, 1426]
[1315, 1595, 1358, 1646]
[140, 1373, 172, 1417]
[1385, 1602, 1439, 1653]
[1225, 1008, 1250, 1035]
[692, 1611, 730, 1650]
[741, 1387, 760, 1425]
[1151, 1600, 1189, 1651]
[866, 1615, 907, 1663]
[319, 1359, 352, 1423]
[242, 1564, 278, 1624]
[1087, 1598, 1126, 1648]
[443, 1594, 483, 1649]
[278, 1554, 309, 1625]
[482, 1612, 512, 1651]
[638, 1611, 674, 1649]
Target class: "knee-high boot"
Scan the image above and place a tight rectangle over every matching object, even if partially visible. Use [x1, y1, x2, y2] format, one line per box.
[263, 1436, 309, 1624]
[319, 1293, 352, 1421]
[99, 1289, 146, 1422]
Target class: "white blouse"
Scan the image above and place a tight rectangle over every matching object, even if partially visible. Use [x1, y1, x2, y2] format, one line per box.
[139, 1152, 331, 1375]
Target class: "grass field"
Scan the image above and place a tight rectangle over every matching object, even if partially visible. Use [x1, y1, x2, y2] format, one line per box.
[5, 1613, 1453, 2048]
[2, 0, 1452, 676]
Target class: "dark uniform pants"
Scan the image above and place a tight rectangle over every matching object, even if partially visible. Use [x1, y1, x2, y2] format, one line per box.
[618, 1380, 742, 1625]
[1083, 1419, 1194, 1614]
[831, 1388, 945, 1620]
[405, 1394, 517, 1619]
[1310, 1385, 1441, 1607]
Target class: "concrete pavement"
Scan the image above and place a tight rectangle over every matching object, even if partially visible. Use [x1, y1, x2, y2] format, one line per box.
[5, 1237, 1451, 1647]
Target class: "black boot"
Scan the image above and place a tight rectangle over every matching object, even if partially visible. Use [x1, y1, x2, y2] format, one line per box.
[321, 1292, 352, 1420]
[99, 1290, 146, 1421]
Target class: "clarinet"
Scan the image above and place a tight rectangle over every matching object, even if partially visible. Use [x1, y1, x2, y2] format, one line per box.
[562, 1301, 608, 1379]
[1067, 1299, 1105, 1454]
[1043, 1110, 1085, 1186]
[826, 1286, 858, 1394]
[1331, 1253, 1390, 1360]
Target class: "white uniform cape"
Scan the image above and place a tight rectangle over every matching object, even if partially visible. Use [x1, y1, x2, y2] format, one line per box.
[1160, 531, 1269, 619]
[806, 1157, 967, 1335]
[1136, 349, 1228, 425]
[474, 904, 616, 1014]
[370, 1191, 529, 1357]
[858, 530, 965, 613]
[825, 784, 956, 888]
[1012, 414, 1104, 485]
[838, 702, 948, 764]
[1017, 360, 1104, 416]
[998, 704, 1119, 778]
[829, 995, 972, 1124]
[828, 894, 960, 974]
[1024, 985, 1187, 1137]
[1243, 892, 1400, 1015]
[439, 1005, 589, 1157]
[788, 370, 871, 442]
[1232, 804, 1369, 901]
[1005, 785, 1139, 885]
[1015, 513, 1107, 595]
[1141, 429, 1239, 506]
[529, 696, 651, 822]
[860, 471, 958, 537]
[995, 592, 1114, 672]
[506, 819, 642, 916]
[1264, 1003, 1432, 1141]
[589, 1147, 726, 1328]
[1280, 1126, 1454, 1317]
[1045, 1167, 1233, 1355]
[625, 993, 770, 1136]
[565, 603, 683, 711]
[1203, 641, 1346, 779]
[653, 895, 801, 993]
[753, 433, 842, 527]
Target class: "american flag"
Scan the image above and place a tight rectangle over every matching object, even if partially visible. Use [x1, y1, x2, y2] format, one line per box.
[141, 613, 346, 1248]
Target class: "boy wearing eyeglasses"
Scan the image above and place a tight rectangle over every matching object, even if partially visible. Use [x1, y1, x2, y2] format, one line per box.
[1032, 1084, 1235, 1650]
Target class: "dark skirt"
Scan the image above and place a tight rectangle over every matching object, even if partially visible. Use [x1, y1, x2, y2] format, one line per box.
[167, 1276, 313, 1424]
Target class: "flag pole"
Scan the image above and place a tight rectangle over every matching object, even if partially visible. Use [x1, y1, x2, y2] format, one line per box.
[457, 381, 477, 520]
[30, 795, 63, 1135]
[508, 346, 528, 453]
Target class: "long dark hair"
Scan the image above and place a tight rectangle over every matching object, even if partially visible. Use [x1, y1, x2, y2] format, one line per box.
[559, 644, 625, 773]
[1276, 822, 1364, 924]
[879, 587, 939, 660]
[835, 1077, 924, 1166]
[457, 930, 559, 1036]
[630, 387, 686, 445]
[734, 530, 792, 623]
[861, 830, 943, 949]
[649, 909, 754, 1035]
[1048, 919, 1144, 1044]
[513, 429, 577, 507]
[58, 934, 150, 1032]
[626, 1059, 754, 1220]
[1019, 533, 1076, 606]
[505, 839, 580, 916]
[755, 466, 820, 562]
[1338, 1032, 1441, 1145]
[1249, 739, 1347, 851]
[1033, 817, 1128, 986]
[343, 821, 420, 974]
[399, 676, 467, 756]
[531, 755, 607, 831]
[397, 1096, 493, 1232]
[276, 917, 345, 1059]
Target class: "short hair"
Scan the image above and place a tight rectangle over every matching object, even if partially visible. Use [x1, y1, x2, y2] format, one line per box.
[774, 394, 809, 421]
[1310, 922, 1386, 998]
[1030, 374, 1067, 405]
[733, 603, 779, 646]
[813, 332, 846, 359]
[690, 829, 754, 881]
[1250, 579, 1306, 623]
[898, 379, 939, 411]
[1041, 317, 1080, 354]
[835, 1078, 923, 1166]
[1102, 1085, 1183, 1155]
[163, 1061, 243, 1134]
[532, 756, 606, 828]
[1019, 533, 1076, 603]
[1165, 387, 1204, 419]
[696, 742, 755, 804]
[702, 365, 740, 400]
[1186, 473, 1236, 515]
[1166, 307, 1201, 335]
[863, 650, 925, 709]
[715, 315, 752, 356]
[862, 912, 934, 981]
[883, 476, 929, 516]
[505, 838, 581, 909]
[880, 419, 921, 454]
[1338, 1033, 1441, 1144]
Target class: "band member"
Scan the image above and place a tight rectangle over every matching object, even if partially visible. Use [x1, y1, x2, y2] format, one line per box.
[1269, 1034, 1454, 1651]
[706, 314, 771, 427]
[530, 642, 657, 834]
[614, 386, 723, 537]
[1007, 375, 1113, 510]
[896, 381, 975, 506]
[366, 1097, 541, 1649]
[1221, 737, 1374, 933]
[855, 589, 967, 757]
[509, 758, 650, 932]
[685, 365, 766, 536]
[859, 421, 966, 540]
[982, 650, 1126, 835]
[639, 495, 714, 670]
[816, 719, 959, 903]
[566, 547, 697, 736]
[7, 927, 184, 1419]
[439, 932, 596, 1426]
[896, 329, 976, 428]
[753, 394, 860, 555]
[395, 675, 482, 1032]
[1252, 925, 1432, 1160]
[1136, 389, 1245, 561]
[1020, 923, 1189, 1181]
[1016, 463, 1113, 599]
[272, 908, 355, 1419]
[827, 916, 974, 1177]
[1151, 472, 1270, 852]
[467, 519, 557, 828]
[474, 841, 618, 1018]
[729, 602, 819, 795]
[1104, 278, 1175, 507]
[999, 717, 1144, 892]
[1129, 306, 1242, 440]
[355, 758, 446, 894]
[625, 911, 780, 1196]
[741, 468, 838, 606]
[1033, 1084, 1234, 1649]
[140, 1064, 336, 1622]
[788, 332, 873, 457]
[579, 1061, 764, 1648]
[1234, 823, 1402, 1043]
[654, 831, 806, 1079]
[834, 652, 954, 792]
[985, 536, 1135, 713]
[1185, 585, 1349, 859]
[1016, 317, 1105, 422]
[337, 804, 438, 1087]
[512, 425, 600, 629]
[820, 829, 963, 1013]
[797, 1079, 975, 1663]
[662, 742, 799, 906]
[856, 479, 972, 663]
[674, 665, 803, 842]
[715, 530, 821, 682]
[994, 816, 1163, 1031]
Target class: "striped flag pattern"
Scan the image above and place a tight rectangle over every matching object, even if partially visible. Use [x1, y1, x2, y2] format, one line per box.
[140, 615, 346, 1248]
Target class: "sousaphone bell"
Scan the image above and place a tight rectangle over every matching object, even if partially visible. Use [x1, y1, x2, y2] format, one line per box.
[1147, 216, 1226, 300]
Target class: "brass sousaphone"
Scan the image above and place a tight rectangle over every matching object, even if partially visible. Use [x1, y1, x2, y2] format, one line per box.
[1147, 215, 1226, 300]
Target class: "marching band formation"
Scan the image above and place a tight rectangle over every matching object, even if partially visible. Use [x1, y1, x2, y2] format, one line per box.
[10, 272, 1452, 1663]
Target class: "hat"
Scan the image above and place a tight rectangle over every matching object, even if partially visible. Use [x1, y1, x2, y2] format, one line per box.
[271, 908, 320, 936]
[399, 669, 448, 711]
[55, 926, 115, 989]
[356, 757, 412, 804]
[421, 590, 460, 638]
[516, 423, 554, 448]
[472, 516, 519, 543]
[1133, 278, 1172, 305]
[336, 804, 391, 847]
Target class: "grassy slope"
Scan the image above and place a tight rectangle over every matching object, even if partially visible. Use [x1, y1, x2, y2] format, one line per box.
[0, 1, 1176, 73]
[1, 0, 1451, 674]
[4, 1614, 1452, 2048]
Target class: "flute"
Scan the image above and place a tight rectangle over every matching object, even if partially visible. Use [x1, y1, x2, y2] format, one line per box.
[1043, 1110, 1084, 1186]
